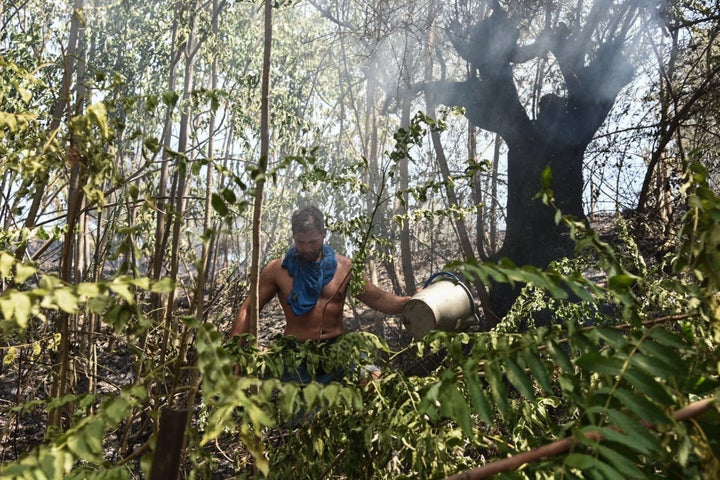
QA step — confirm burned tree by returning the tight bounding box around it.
[431,0,640,318]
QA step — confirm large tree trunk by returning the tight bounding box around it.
[490,132,585,316]
[430,2,635,320]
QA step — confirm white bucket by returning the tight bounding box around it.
[402,272,477,340]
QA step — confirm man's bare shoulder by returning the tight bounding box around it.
[335,253,353,271]
[335,252,351,263]
[261,258,286,280]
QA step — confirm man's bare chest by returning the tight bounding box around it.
[275,267,348,304]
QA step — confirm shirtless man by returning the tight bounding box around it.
[230,205,411,382]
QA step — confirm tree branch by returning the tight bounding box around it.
[444,397,717,480]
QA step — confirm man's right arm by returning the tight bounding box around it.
[229,260,281,339]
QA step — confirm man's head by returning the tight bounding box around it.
[291,206,326,261]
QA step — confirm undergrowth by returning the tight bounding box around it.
[0,163,718,479]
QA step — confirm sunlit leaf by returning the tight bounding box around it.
[0,295,15,324]
[10,291,31,328]
[151,277,175,293]
[76,282,100,297]
[0,252,15,279]
[108,282,134,303]
[15,263,36,283]
[55,288,79,313]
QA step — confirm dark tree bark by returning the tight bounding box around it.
[429,1,635,318]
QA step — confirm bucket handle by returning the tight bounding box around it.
[423,271,479,323]
[423,271,461,288]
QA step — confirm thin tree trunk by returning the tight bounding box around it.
[159,0,201,375]
[148,0,183,342]
[247,0,274,340]
[48,0,86,430]
[194,0,221,323]
[489,133,501,254]
[14,0,82,262]
[398,94,416,294]
[423,18,491,324]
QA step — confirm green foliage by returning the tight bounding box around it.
[2,16,719,474]
[203,162,716,478]
[0,249,177,479]
[5,153,718,479]
[0,252,174,334]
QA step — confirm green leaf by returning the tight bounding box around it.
[66,420,103,463]
[211,192,229,216]
[221,187,237,204]
[420,382,441,421]
[465,373,493,424]
[10,291,31,328]
[523,349,553,394]
[564,278,595,302]
[592,459,626,480]
[608,273,639,289]
[634,341,686,377]
[103,395,132,424]
[583,426,651,456]
[55,288,79,313]
[438,381,473,437]
[614,387,671,425]
[647,327,687,349]
[303,382,320,409]
[504,358,535,399]
[565,453,598,470]
[540,164,553,189]
[595,408,662,455]
[547,340,573,373]
[162,90,179,106]
[321,383,340,407]
[622,366,674,406]
[595,327,629,349]
[576,352,624,377]
[486,364,509,418]
[278,383,300,419]
[597,444,645,479]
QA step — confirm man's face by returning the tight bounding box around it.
[293,229,325,262]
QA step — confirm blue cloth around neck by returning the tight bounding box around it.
[281,244,338,316]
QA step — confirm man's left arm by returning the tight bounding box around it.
[357,280,412,314]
